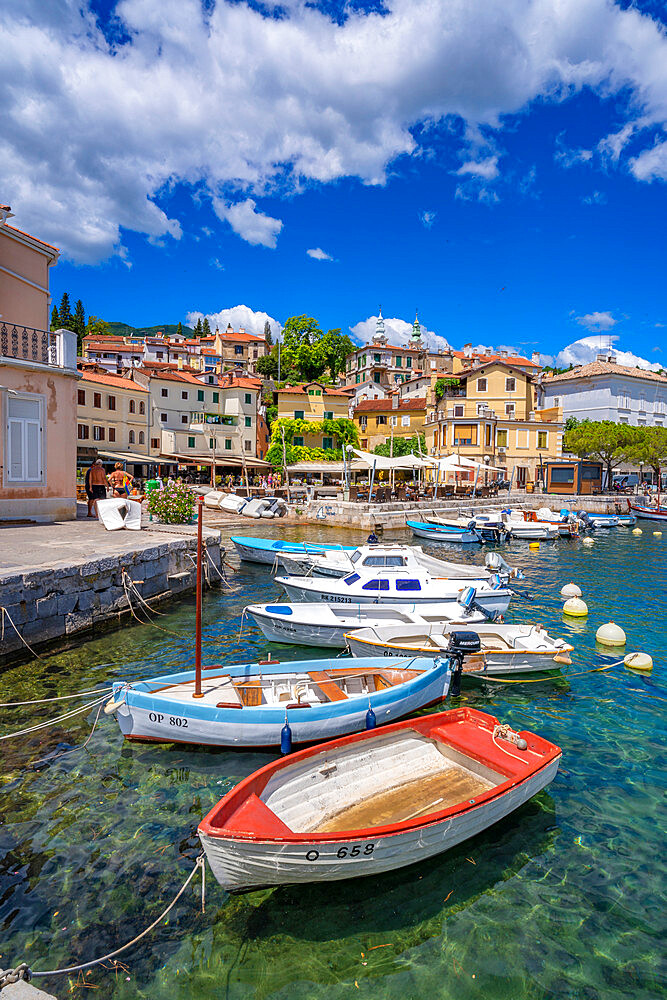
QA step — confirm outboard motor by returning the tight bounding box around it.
[456,586,499,622]
[447,630,482,697]
[484,550,524,582]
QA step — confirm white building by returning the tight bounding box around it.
[539,355,667,427]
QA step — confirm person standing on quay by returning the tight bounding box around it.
[86,459,110,517]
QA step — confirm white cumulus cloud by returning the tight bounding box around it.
[1,0,667,262]
[186,304,282,339]
[555,335,662,371]
[306,247,334,261]
[350,314,451,354]
[575,311,618,332]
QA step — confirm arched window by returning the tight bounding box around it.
[129,430,135,444]
[139,431,145,444]
[129,399,136,413]
[139,400,145,415]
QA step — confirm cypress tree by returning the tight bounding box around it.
[194,318,203,336]
[50,305,60,330]
[59,292,72,329]
[202,317,211,337]
[176,321,183,336]
[73,299,86,353]
[264,320,273,346]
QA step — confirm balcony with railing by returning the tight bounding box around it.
[0,322,77,371]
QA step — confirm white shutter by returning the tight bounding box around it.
[8,419,24,479]
[25,420,41,480]
[6,395,44,483]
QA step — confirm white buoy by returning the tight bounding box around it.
[560,583,582,599]
[582,537,595,547]
[653,531,662,537]
[623,651,653,673]
[632,527,642,535]
[596,622,626,647]
[563,597,588,617]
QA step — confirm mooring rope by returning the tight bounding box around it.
[0,696,107,741]
[0,687,112,708]
[0,606,45,660]
[120,572,190,640]
[0,856,205,989]
[478,657,628,684]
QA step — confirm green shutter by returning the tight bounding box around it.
[197,390,204,402]
[188,436,195,448]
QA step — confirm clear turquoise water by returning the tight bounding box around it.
[1,525,665,998]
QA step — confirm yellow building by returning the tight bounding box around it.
[424,361,563,487]
[354,396,427,452]
[275,382,353,449]
[77,370,150,474]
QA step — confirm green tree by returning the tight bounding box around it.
[202,317,211,337]
[625,426,667,481]
[194,318,203,336]
[72,299,86,352]
[374,433,426,458]
[264,320,273,346]
[50,305,60,331]
[86,315,111,337]
[176,321,183,336]
[58,292,73,330]
[265,416,359,468]
[564,420,639,486]
[564,416,579,431]
[320,329,354,380]
[256,349,280,379]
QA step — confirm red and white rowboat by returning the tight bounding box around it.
[628,499,667,522]
[199,707,561,892]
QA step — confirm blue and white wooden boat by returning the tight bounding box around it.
[108,656,449,748]
[577,510,636,526]
[407,520,482,544]
[232,535,357,565]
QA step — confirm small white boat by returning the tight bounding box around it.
[276,567,512,617]
[198,707,562,892]
[346,622,573,675]
[219,494,248,514]
[407,520,482,544]
[110,655,448,748]
[246,600,486,648]
[502,512,559,540]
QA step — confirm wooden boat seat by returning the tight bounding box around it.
[373,673,393,691]
[308,670,348,702]
[233,681,263,707]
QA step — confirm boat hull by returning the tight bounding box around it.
[111,657,449,748]
[408,521,481,544]
[627,502,667,522]
[346,634,566,674]
[200,756,560,891]
[278,579,512,616]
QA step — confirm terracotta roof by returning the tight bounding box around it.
[139,361,201,374]
[83,340,135,351]
[216,331,266,343]
[544,360,667,384]
[221,377,261,390]
[456,361,533,380]
[453,350,538,368]
[78,370,149,392]
[134,368,203,385]
[354,396,426,413]
[3,223,60,255]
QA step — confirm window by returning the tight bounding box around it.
[93,392,101,408]
[294,410,305,419]
[197,390,204,402]
[293,436,304,446]
[181,415,188,423]
[244,440,252,451]
[224,439,232,450]
[360,416,367,428]
[245,416,252,427]
[181,390,188,400]
[505,403,515,417]
[497,430,508,447]
[139,432,144,444]
[151,438,159,449]
[362,579,390,591]
[213,392,219,403]
[322,436,333,449]
[129,399,135,413]
[245,393,252,405]
[77,424,89,440]
[160,412,167,422]
[505,377,516,392]
[355,374,360,384]
[234,345,244,355]
[537,431,548,449]
[161,387,168,398]
[619,393,630,409]
[391,415,398,427]
[395,579,421,591]
[209,438,215,449]
[401,415,410,427]
[477,378,487,392]
[374,353,381,363]
[93,425,105,441]
[208,376,215,384]
[581,465,601,480]
[454,424,476,446]
[485,424,492,446]
[396,356,402,368]
[377,415,387,426]
[108,395,116,410]
[139,401,145,415]
[344,573,361,586]
[406,357,412,369]
[551,467,575,484]
[156,351,163,360]
[553,396,561,407]
[188,436,195,448]
[373,373,382,383]
[78,389,86,405]
[324,411,333,420]
[7,395,43,483]
[453,405,464,417]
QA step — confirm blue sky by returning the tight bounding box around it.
[2,0,666,368]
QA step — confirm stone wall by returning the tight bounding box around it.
[0,533,222,662]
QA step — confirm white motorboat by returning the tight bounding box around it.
[276,544,518,582]
[276,566,513,616]
[501,512,560,540]
[245,600,487,648]
[345,622,573,674]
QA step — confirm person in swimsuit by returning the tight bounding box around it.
[108,462,133,498]
[87,460,109,517]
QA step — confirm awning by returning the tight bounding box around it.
[161,452,273,468]
[348,448,433,471]
[97,449,154,464]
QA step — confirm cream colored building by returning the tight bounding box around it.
[424,361,563,487]
[0,205,78,521]
[275,382,354,449]
[77,370,150,473]
[354,396,427,452]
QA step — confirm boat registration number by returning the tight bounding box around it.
[320,595,352,603]
[148,712,188,729]
[305,843,375,861]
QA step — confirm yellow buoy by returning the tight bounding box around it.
[624,651,653,673]
[563,597,588,617]
[653,531,662,537]
[632,527,642,535]
[582,537,595,547]
[596,622,626,647]
[560,583,582,599]
[529,541,540,550]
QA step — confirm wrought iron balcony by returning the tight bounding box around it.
[0,322,74,369]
